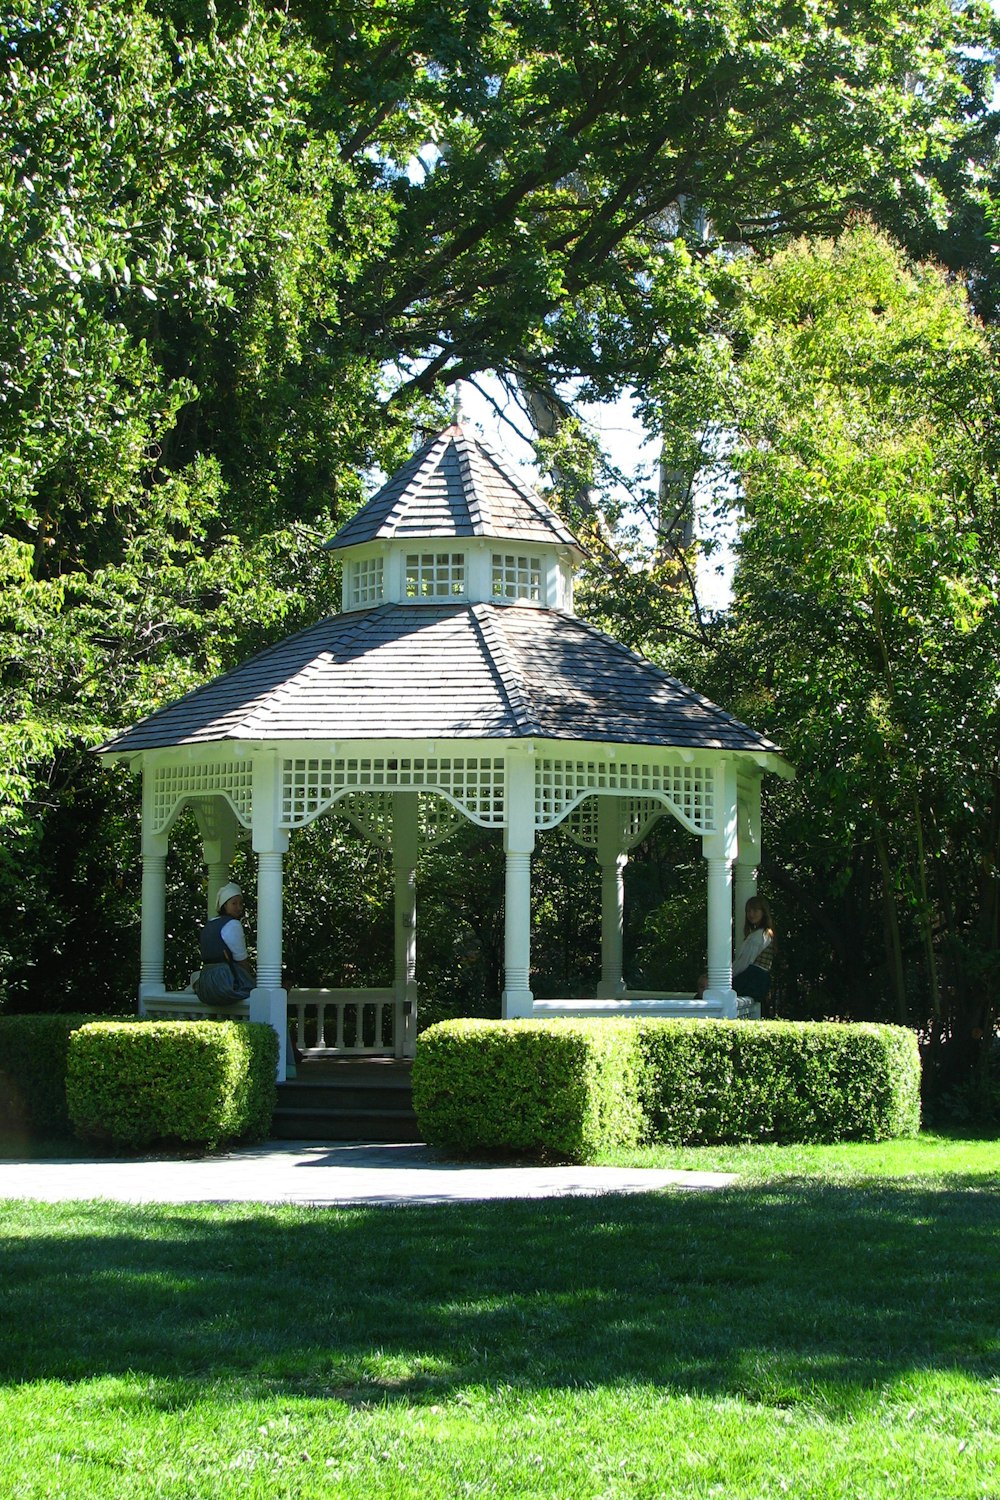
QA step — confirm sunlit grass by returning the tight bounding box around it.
[0,1133,997,1497]
[593,1128,1000,1182]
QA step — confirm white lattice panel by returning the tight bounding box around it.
[324,791,465,850]
[189,795,243,842]
[282,756,505,828]
[536,757,716,834]
[563,798,600,848]
[329,791,395,847]
[151,760,253,833]
[416,794,467,848]
[564,796,667,850]
[621,796,667,846]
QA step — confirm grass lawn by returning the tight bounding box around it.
[0,1132,997,1498]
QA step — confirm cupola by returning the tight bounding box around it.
[327,424,585,613]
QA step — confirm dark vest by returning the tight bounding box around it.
[199,916,233,964]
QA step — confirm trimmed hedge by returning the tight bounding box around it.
[66,1020,279,1151]
[412,1017,921,1160]
[636,1019,921,1145]
[412,1018,646,1159]
[0,1013,108,1140]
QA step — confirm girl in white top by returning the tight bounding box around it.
[732,895,774,1003]
[696,895,775,1001]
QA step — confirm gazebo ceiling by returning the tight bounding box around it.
[98,600,783,757]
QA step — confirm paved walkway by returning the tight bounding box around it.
[0,1141,735,1207]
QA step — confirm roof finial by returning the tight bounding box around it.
[452,381,464,428]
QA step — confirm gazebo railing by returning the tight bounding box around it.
[288,987,416,1060]
[532,993,761,1021]
[140,991,250,1022]
[139,985,416,1058]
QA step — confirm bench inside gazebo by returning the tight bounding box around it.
[97,424,792,1080]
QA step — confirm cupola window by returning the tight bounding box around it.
[347,556,384,608]
[405,551,466,598]
[492,552,542,602]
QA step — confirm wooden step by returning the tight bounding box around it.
[272,1058,421,1142]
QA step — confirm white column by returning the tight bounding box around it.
[139,841,168,1010]
[138,764,167,1012]
[702,759,739,1018]
[596,797,628,997]
[194,797,240,919]
[250,752,289,1080]
[393,792,419,1057]
[255,851,284,990]
[733,775,762,933]
[502,751,536,1018]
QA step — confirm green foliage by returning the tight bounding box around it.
[1,0,998,1113]
[350,0,998,401]
[0,0,429,1010]
[623,818,707,992]
[0,1012,107,1139]
[704,224,1000,1073]
[636,1019,921,1145]
[414,1017,920,1159]
[412,1018,646,1160]
[65,1020,278,1150]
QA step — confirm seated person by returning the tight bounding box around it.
[696,895,775,1002]
[193,882,253,1007]
[731,895,774,1003]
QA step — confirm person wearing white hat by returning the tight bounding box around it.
[193,883,254,1007]
[193,883,300,1074]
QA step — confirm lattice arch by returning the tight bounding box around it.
[282,755,506,830]
[150,759,254,834]
[563,795,668,851]
[415,794,469,849]
[535,756,717,836]
[325,790,468,851]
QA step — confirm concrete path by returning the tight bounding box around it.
[0,1141,735,1207]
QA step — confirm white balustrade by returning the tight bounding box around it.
[288,988,415,1059]
[136,984,416,1058]
[139,991,250,1022]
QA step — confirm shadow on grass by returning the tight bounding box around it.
[1,1180,997,1413]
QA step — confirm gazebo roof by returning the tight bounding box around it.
[98,602,783,757]
[326,424,582,553]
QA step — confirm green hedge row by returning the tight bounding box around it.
[0,1013,106,1140]
[65,1021,279,1151]
[635,1018,921,1145]
[412,1018,921,1160]
[412,1017,646,1160]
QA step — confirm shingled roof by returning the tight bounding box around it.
[327,424,582,552]
[98,603,782,756]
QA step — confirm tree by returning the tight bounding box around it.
[334,0,996,387]
[1,0,997,1017]
[0,0,428,1003]
[325,0,998,637]
[713,224,1000,1107]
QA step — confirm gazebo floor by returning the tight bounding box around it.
[273,1056,420,1142]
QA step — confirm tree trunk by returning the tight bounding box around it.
[514,373,601,516]
[873,822,908,1024]
[911,791,941,1021]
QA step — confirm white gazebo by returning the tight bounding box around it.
[97,424,792,1078]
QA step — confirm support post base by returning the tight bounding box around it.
[250,986,289,1081]
[501,988,534,1019]
[702,987,739,1020]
